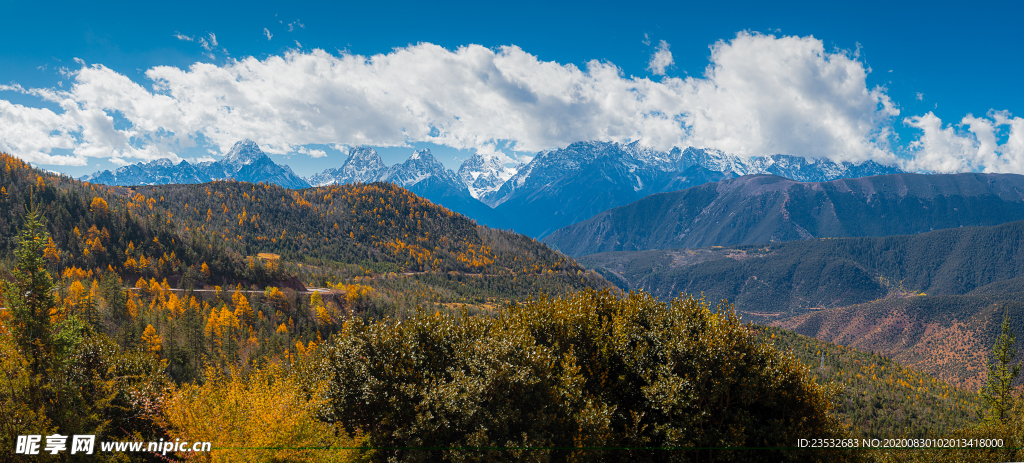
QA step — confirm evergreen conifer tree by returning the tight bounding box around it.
[981,310,1021,424]
[2,207,58,377]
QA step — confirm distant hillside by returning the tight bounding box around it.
[759,326,983,438]
[578,220,1024,319]
[545,173,1024,256]
[771,290,1024,391]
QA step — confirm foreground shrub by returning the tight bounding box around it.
[160,365,366,462]
[306,289,853,462]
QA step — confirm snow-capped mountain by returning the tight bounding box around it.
[455,152,520,200]
[383,149,464,192]
[669,147,902,182]
[82,137,905,239]
[306,147,388,186]
[304,147,508,226]
[305,147,465,194]
[484,141,904,237]
[81,139,310,189]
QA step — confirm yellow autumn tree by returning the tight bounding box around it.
[43,236,60,263]
[159,365,365,462]
[142,324,162,355]
[90,197,108,216]
[232,287,253,325]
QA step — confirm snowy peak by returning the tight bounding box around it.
[385,149,460,188]
[222,139,267,172]
[456,152,520,200]
[347,147,387,172]
[306,147,388,186]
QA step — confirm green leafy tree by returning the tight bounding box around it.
[981,310,1021,424]
[307,289,853,463]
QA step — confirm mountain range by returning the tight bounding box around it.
[81,139,905,238]
[82,139,310,189]
[473,141,903,237]
[578,218,1024,317]
[543,172,1024,256]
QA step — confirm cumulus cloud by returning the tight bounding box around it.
[1,31,1016,173]
[647,40,673,76]
[297,146,327,158]
[904,111,1024,173]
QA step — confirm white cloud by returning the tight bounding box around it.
[297,146,327,158]
[0,31,1016,173]
[904,111,1024,173]
[264,28,273,41]
[674,32,898,163]
[174,32,194,42]
[647,40,673,76]
[916,92,924,100]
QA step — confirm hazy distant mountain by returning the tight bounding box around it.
[85,139,907,237]
[81,139,310,189]
[543,172,1024,256]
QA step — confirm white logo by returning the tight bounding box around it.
[15,435,42,455]
[71,435,96,454]
[44,434,68,455]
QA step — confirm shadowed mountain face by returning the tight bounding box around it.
[579,219,1024,320]
[544,172,1024,257]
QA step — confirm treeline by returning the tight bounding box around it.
[3,210,854,462]
[4,203,1023,462]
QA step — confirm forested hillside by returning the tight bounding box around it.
[0,152,272,286]
[579,220,1024,319]
[759,326,984,438]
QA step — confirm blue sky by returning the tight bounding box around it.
[2,0,1023,177]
